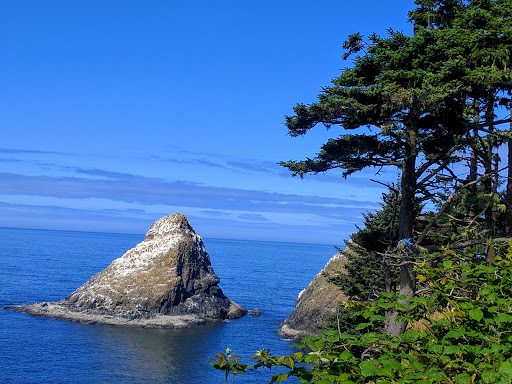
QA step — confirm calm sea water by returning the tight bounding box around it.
[0,227,335,384]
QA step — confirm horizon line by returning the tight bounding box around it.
[0,225,339,247]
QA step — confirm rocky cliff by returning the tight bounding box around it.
[11,213,247,327]
[277,251,348,340]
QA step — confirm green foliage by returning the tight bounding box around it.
[325,303,369,338]
[211,244,512,383]
[328,190,400,299]
[209,348,248,383]
[351,191,400,253]
[328,248,385,302]
[322,192,400,334]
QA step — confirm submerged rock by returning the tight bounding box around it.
[277,250,348,340]
[10,213,247,327]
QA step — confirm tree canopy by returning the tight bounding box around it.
[282,0,512,335]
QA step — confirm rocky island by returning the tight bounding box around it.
[8,213,247,327]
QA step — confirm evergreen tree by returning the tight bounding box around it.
[281,2,474,334]
[282,0,512,334]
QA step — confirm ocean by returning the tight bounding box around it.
[0,227,336,384]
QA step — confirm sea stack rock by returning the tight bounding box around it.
[277,250,348,340]
[12,213,247,327]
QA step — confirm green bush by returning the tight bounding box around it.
[211,244,512,383]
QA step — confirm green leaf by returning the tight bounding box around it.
[339,350,353,361]
[380,366,395,378]
[361,332,380,344]
[336,373,356,383]
[381,359,403,371]
[496,313,512,324]
[360,361,379,377]
[479,288,492,296]
[304,354,318,363]
[289,352,304,361]
[469,308,484,322]
[443,260,453,268]
[403,330,420,343]
[488,293,499,302]
[369,314,387,322]
[462,361,476,373]
[453,372,471,384]
[459,301,474,310]
[270,373,290,383]
[424,368,444,381]
[498,361,512,378]
[428,344,443,354]
[444,329,465,339]
[444,345,461,355]
[355,322,372,330]
[482,369,500,384]
[308,340,325,351]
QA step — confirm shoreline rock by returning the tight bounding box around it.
[7,213,247,327]
[277,251,348,340]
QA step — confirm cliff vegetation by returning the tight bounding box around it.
[211,0,512,382]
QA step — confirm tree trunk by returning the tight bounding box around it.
[385,124,417,336]
[484,99,496,261]
[506,109,512,237]
[468,132,478,220]
[469,101,479,220]
[384,263,392,293]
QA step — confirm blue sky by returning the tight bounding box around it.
[1,1,414,244]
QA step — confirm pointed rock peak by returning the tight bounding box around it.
[145,212,193,239]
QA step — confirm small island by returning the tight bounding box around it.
[8,213,247,327]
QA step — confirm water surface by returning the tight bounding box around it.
[0,228,335,383]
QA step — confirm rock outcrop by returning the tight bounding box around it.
[277,251,348,340]
[10,213,247,327]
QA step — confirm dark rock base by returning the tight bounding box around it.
[6,300,247,328]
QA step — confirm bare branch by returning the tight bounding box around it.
[444,213,471,224]
[416,143,464,183]
[479,118,512,129]
[415,168,504,246]
[425,237,512,251]
[443,167,466,184]
[370,178,398,192]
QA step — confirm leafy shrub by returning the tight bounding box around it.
[211,244,512,383]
